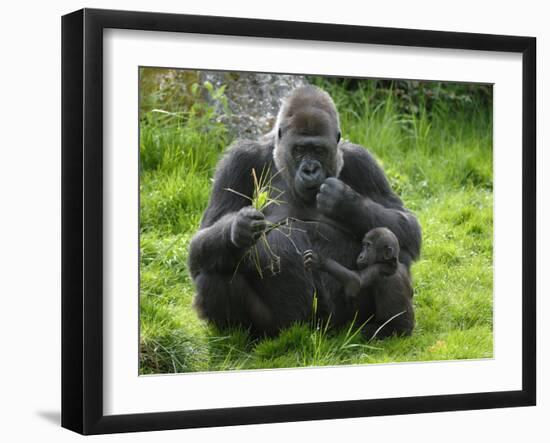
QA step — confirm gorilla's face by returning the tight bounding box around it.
[277,108,341,204]
[357,228,400,269]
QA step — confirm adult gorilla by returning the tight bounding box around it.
[189,85,421,336]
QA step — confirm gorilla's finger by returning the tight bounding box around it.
[324,177,343,188]
[324,179,346,195]
[241,206,264,219]
[320,184,340,197]
[251,220,267,231]
[318,188,335,199]
[320,186,336,197]
[252,228,266,237]
[248,212,265,220]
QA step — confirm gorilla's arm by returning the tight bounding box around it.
[188,141,271,276]
[319,259,362,299]
[321,143,422,267]
[303,250,361,299]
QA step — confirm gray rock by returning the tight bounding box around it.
[200,71,309,139]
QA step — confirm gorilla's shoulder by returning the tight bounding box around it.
[210,136,276,194]
[340,141,378,164]
[339,141,401,203]
[217,136,274,171]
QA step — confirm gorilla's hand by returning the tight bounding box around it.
[303,249,323,270]
[230,206,267,248]
[316,177,361,221]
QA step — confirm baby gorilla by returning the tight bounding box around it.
[303,227,414,339]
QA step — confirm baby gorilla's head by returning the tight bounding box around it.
[356,227,400,269]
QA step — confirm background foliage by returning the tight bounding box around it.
[139,69,493,374]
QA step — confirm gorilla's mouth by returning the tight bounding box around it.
[295,175,323,194]
[296,181,321,202]
[304,183,321,191]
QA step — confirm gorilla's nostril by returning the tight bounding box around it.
[303,163,320,176]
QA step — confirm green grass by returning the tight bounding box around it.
[139,76,493,374]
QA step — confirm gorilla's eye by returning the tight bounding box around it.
[293,146,305,157]
[278,128,282,139]
[313,146,326,157]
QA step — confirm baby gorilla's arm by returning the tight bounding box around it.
[323,258,362,299]
[303,250,361,299]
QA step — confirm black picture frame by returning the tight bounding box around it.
[61,8,536,435]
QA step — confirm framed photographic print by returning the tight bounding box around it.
[61,8,536,435]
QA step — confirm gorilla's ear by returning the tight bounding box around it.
[278,127,282,139]
[336,131,341,143]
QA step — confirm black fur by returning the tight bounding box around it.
[188,86,421,337]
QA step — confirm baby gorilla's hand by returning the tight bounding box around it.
[302,249,322,270]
